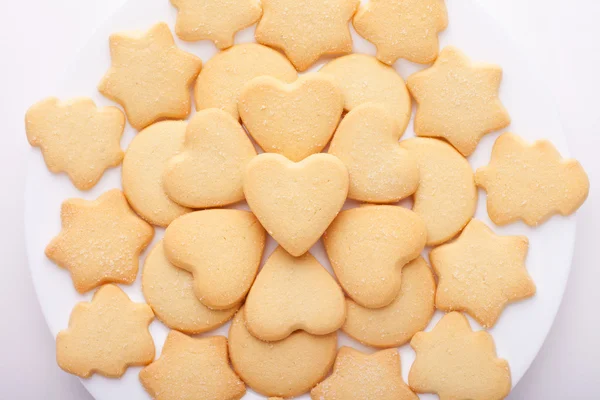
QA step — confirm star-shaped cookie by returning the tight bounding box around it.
[409,312,511,400]
[353,0,448,64]
[46,189,154,293]
[407,46,511,156]
[311,347,417,400]
[25,97,124,190]
[476,132,589,226]
[255,0,359,71]
[171,0,262,48]
[430,219,536,328]
[140,331,246,400]
[56,284,155,378]
[98,22,202,130]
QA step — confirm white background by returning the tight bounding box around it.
[0,0,598,399]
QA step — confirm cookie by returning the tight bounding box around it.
[163,209,265,310]
[229,308,337,398]
[476,132,589,226]
[46,189,154,293]
[409,312,511,400]
[243,153,349,257]
[255,0,359,71]
[342,257,435,348]
[244,246,346,341]
[122,121,191,227]
[98,23,202,130]
[311,347,417,400]
[140,331,246,400]
[320,54,411,131]
[56,284,154,378]
[353,0,448,65]
[25,97,124,190]
[430,219,536,328]
[195,43,297,120]
[399,138,477,246]
[171,0,262,49]
[324,205,427,309]
[142,240,239,334]
[328,103,419,203]
[239,74,344,161]
[162,108,257,209]
[407,46,511,156]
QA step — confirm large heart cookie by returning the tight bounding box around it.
[244,153,349,256]
[239,74,343,162]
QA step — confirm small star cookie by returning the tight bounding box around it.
[430,219,536,327]
[46,189,154,293]
[476,132,589,226]
[255,0,360,71]
[98,23,202,130]
[407,46,511,156]
[25,97,124,190]
[354,0,448,64]
[140,330,246,400]
[171,0,262,48]
[56,284,155,378]
[311,347,417,400]
[409,312,511,400]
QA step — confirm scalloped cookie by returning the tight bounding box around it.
[324,205,427,309]
[239,74,344,161]
[162,109,257,209]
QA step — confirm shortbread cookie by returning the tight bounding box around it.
[56,284,154,378]
[255,0,359,71]
[98,23,202,130]
[244,153,349,257]
[46,189,154,293]
[353,0,448,65]
[409,312,511,400]
[245,246,346,341]
[163,109,257,209]
[324,205,427,309]
[407,46,510,156]
[122,121,191,227]
[329,103,419,203]
[25,97,124,190]
[195,43,297,119]
[476,132,589,226]
[311,347,417,400]
[342,257,435,348]
[171,0,262,48]
[239,74,344,161]
[229,308,337,398]
[399,138,477,246]
[140,331,246,400]
[163,210,265,310]
[142,241,239,334]
[431,219,536,328]
[320,54,411,132]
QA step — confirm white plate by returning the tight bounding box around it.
[25,0,576,399]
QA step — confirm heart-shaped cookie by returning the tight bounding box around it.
[329,103,419,203]
[163,108,257,209]
[244,246,346,341]
[244,153,349,256]
[239,74,344,162]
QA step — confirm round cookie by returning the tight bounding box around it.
[342,257,436,348]
[194,43,297,120]
[142,240,239,334]
[320,54,411,132]
[122,121,191,227]
[228,308,337,398]
[400,137,477,246]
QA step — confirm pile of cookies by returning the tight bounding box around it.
[25,0,590,399]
